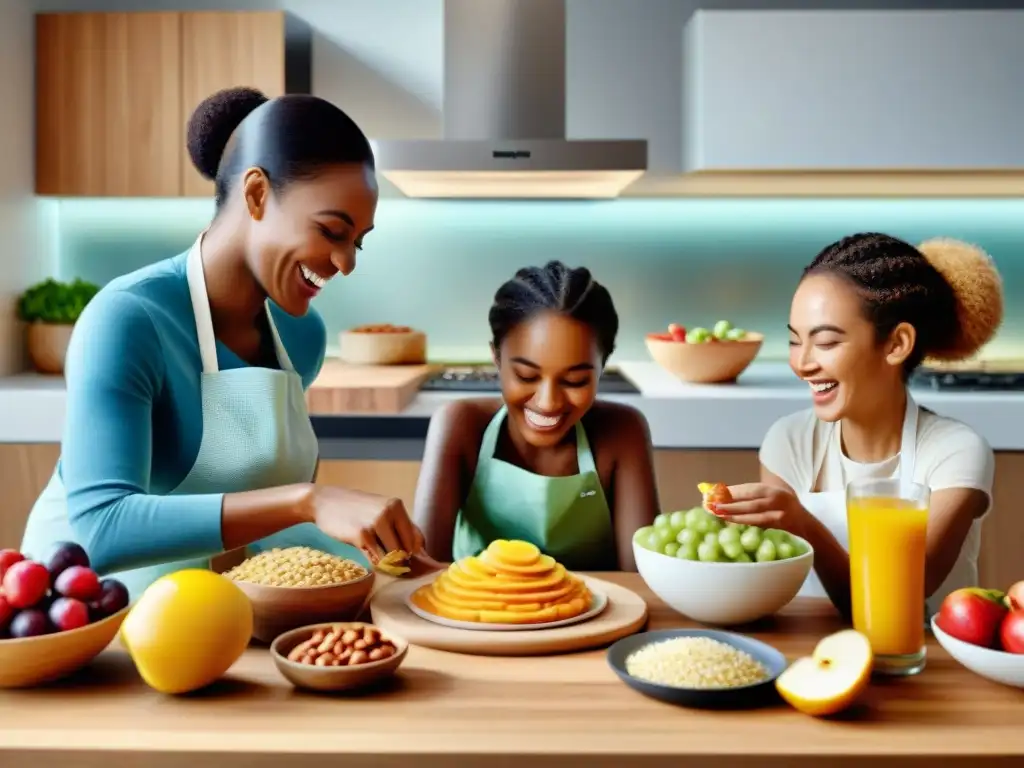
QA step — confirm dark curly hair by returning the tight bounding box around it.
[802,232,1003,374]
[185,87,374,212]
[488,261,619,363]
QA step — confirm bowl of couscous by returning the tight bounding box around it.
[607,629,788,709]
[216,546,375,644]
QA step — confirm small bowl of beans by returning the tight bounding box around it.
[218,547,375,644]
[270,621,408,692]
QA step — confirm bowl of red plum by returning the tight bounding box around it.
[0,541,130,688]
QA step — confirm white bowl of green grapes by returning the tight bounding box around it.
[633,506,814,626]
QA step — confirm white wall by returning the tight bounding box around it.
[0,0,43,376]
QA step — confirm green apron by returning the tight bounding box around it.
[452,405,617,571]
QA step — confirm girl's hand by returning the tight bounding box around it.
[708,483,810,534]
[305,486,426,564]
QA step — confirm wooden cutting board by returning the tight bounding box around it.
[306,359,440,414]
[369,574,649,656]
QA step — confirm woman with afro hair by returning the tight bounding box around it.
[22,87,432,598]
[712,233,1004,621]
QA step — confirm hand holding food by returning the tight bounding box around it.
[0,543,129,639]
[304,486,426,564]
[410,539,592,625]
[708,482,810,533]
[698,482,733,513]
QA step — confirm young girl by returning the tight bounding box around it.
[712,234,1003,618]
[413,261,659,571]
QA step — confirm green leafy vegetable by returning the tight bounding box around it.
[17,278,100,324]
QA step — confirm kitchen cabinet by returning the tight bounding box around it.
[35,11,311,197]
[0,443,60,548]
[682,10,1024,173]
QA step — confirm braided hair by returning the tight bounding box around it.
[186,86,375,212]
[803,232,1003,373]
[489,261,619,363]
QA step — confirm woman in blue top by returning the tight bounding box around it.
[21,87,426,599]
[413,261,660,572]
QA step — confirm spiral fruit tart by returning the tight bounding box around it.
[410,540,593,625]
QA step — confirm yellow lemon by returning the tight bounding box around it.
[120,569,253,694]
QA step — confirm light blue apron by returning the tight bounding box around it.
[451,406,618,572]
[21,235,365,600]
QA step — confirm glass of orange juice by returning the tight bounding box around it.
[847,478,929,676]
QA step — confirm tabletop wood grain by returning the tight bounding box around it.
[0,573,1021,768]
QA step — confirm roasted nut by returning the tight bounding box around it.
[287,624,398,667]
[349,650,369,665]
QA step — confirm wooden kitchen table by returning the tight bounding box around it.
[0,574,1022,768]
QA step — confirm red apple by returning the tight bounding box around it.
[48,597,90,632]
[1000,611,1024,654]
[1,560,50,609]
[1005,580,1024,612]
[0,549,25,580]
[667,323,687,342]
[936,587,1008,648]
[54,565,100,601]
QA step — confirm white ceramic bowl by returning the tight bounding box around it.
[633,537,813,625]
[931,615,1024,688]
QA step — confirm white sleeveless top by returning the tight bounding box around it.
[760,406,994,614]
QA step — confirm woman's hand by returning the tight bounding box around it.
[708,483,811,535]
[303,486,426,564]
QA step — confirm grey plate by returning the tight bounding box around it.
[607,628,789,709]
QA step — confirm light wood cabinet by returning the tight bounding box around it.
[0,444,60,549]
[35,11,312,197]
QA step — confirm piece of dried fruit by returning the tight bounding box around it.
[698,482,733,513]
[376,550,411,577]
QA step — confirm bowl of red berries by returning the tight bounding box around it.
[0,542,130,688]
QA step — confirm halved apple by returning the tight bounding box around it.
[776,629,873,716]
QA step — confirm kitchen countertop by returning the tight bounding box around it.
[3,361,1024,450]
[0,573,1021,768]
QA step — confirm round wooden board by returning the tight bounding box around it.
[369,574,649,656]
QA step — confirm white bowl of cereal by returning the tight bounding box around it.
[607,629,787,709]
[270,621,408,692]
[217,547,375,644]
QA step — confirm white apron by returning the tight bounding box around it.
[22,236,363,600]
[796,390,919,602]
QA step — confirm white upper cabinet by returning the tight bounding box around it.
[682,10,1024,172]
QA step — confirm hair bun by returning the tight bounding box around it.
[186,87,269,180]
[917,237,1004,360]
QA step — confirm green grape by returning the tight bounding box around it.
[712,320,733,339]
[676,543,699,561]
[740,527,762,553]
[687,327,711,343]
[634,525,654,545]
[668,510,687,531]
[693,512,716,534]
[703,532,719,546]
[654,513,671,529]
[725,521,746,532]
[777,541,796,560]
[725,327,747,341]
[663,541,680,557]
[734,551,753,563]
[684,508,704,528]
[676,528,701,547]
[721,540,744,560]
[755,538,777,563]
[648,528,674,551]
[717,526,741,545]
[764,528,789,545]
[697,539,722,562]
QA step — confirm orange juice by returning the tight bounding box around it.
[847,495,928,657]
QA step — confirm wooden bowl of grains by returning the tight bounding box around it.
[216,546,375,644]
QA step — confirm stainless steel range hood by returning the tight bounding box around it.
[373,0,647,199]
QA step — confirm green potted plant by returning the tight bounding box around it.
[17,278,100,374]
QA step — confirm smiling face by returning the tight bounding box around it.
[242,163,378,316]
[788,273,914,422]
[495,311,603,448]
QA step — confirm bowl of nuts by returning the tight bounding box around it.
[270,621,408,692]
[218,546,375,644]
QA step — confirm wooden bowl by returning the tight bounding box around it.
[0,606,129,688]
[214,569,376,644]
[338,328,427,365]
[645,332,763,384]
[270,621,408,692]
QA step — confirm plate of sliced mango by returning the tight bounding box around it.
[405,539,608,631]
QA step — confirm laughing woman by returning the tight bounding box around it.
[413,261,660,571]
[711,234,1003,618]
